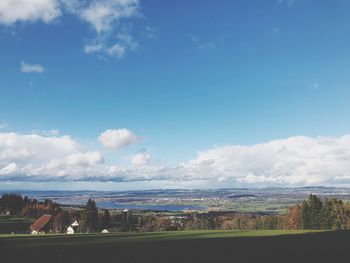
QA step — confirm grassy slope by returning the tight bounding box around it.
[0,230,319,246]
[1,230,348,263]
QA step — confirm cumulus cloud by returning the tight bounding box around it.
[98,129,139,150]
[20,61,45,73]
[183,135,350,186]
[2,132,350,187]
[0,0,61,25]
[46,151,103,170]
[131,152,150,166]
[0,132,80,164]
[0,132,105,181]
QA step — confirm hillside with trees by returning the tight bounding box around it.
[1,193,350,234]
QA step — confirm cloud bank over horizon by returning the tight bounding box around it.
[1,130,350,188]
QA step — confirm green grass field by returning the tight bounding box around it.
[0,229,321,246]
[2,229,347,263]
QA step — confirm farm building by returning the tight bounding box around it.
[29,214,53,234]
[67,226,74,234]
[67,220,79,234]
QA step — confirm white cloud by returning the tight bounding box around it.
[38,151,104,180]
[117,34,138,50]
[20,61,45,73]
[80,0,139,33]
[0,122,6,129]
[0,0,139,28]
[46,129,60,136]
[0,0,141,59]
[46,152,103,169]
[0,0,61,25]
[0,132,79,163]
[0,132,104,181]
[78,0,140,58]
[84,32,138,58]
[2,131,350,187]
[98,129,139,149]
[84,34,137,58]
[183,135,350,185]
[106,43,126,58]
[131,152,150,166]
[0,162,18,175]
[84,43,103,54]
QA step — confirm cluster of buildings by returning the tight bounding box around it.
[29,214,80,235]
[29,214,113,235]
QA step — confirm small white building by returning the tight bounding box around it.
[67,220,79,234]
[67,226,74,234]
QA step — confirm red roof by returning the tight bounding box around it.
[30,214,52,232]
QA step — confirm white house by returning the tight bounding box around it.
[67,226,74,234]
[67,220,79,234]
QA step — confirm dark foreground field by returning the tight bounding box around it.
[0,230,348,263]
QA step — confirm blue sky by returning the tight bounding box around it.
[1,0,350,190]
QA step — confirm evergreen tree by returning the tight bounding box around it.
[331,199,346,230]
[308,194,322,229]
[83,199,98,232]
[321,199,334,229]
[99,209,111,230]
[300,200,311,229]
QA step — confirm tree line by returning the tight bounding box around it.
[201,195,350,231]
